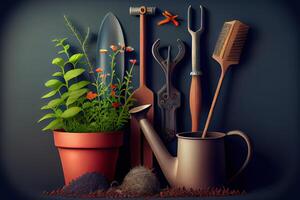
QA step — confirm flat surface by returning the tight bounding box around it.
[0,0,299,199]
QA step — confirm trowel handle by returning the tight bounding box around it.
[226,130,253,181]
[139,14,146,86]
[190,75,202,132]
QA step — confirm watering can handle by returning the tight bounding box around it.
[226,130,253,182]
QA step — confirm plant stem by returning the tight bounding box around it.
[116,93,133,129]
[110,54,115,87]
[64,46,70,58]
[64,15,96,82]
[125,64,134,101]
[115,64,134,129]
[61,65,69,109]
[109,50,120,87]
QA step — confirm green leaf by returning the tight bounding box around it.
[52,57,64,67]
[52,72,63,77]
[69,81,90,91]
[66,88,88,106]
[41,90,57,99]
[45,79,63,88]
[60,38,68,44]
[61,107,81,118]
[69,88,88,97]
[82,102,92,109]
[41,105,49,110]
[61,92,69,100]
[47,98,64,108]
[38,113,56,123]
[42,119,63,131]
[58,50,65,54]
[55,109,63,117]
[64,68,85,81]
[64,44,70,50]
[69,53,83,65]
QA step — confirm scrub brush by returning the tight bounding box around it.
[202,20,249,138]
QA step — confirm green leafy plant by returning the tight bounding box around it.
[38,16,136,132]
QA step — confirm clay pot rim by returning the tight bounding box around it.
[53,130,124,148]
[53,129,123,135]
[176,131,226,140]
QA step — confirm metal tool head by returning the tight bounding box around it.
[152,39,186,69]
[187,5,205,76]
[97,12,125,84]
[152,39,185,142]
[187,5,204,34]
[129,6,156,15]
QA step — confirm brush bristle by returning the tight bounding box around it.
[213,20,249,64]
[213,23,232,57]
[227,25,249,62]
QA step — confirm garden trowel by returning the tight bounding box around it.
[96,12,125,83]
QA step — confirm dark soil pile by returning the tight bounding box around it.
[61,172,109,195]
[42,171,245,198]
[43,187,245,198]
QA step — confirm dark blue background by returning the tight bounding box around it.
[0,0,300,199]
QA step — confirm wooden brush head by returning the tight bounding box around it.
[213,20,249,69]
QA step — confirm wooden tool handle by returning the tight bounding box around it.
[202,70,226,138]
[190,75,202,132]
[140,14,153,168]
[140,14,146,86]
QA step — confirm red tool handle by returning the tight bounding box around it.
[141,14,153,168]
[190,75,202,132]
[140,14,146,87]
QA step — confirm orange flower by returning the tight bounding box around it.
[86,91,97,100]
[112,102,120,108]
[111,90,116,97]
[110,45,118,52]
[110,84,117,89]
[95,68,103,73]
[99,49,108,54]
[125,46,134,52]
[129,59,137,65]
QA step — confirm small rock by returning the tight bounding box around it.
[119,166,160,195]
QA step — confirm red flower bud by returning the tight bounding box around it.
[110,84,117,89]
[112,102,120,108]
[125,46,134,52]
[129,59,137,65]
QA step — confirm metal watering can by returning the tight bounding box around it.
[130,104,253,189]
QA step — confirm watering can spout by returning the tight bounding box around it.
[129,104,178,186]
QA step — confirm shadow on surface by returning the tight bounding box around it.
[226,138,283,192]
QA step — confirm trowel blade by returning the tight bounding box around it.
[96,12,125,84]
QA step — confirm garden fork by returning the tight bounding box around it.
[187,5,205,132]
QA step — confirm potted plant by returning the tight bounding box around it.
[38,16,136,185]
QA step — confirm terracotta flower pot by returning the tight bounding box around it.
[53,130,123,185]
